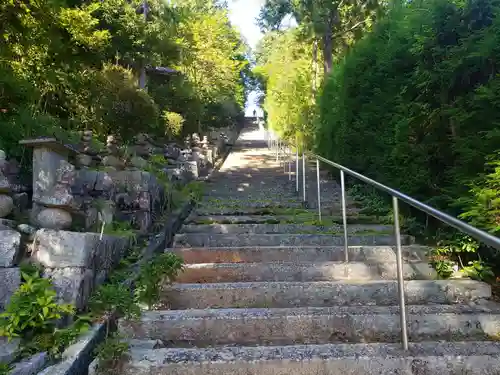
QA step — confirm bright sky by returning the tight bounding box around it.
[228,0,265,117]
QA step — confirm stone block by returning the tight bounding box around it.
[0,218,16,231]
[180,161,198,180]
[17,224,36,241]
[94,171,113,191]
[75,169,98,193]
[0,337,20,364]
[0,229,21,267]
[0,195,14,218]
[44,267,94,310]
[0,267,20,310]
[10,352,48,375]
[33,229,129,272]
[135,211,152,233]
[36,208,72,230]
[12,192,28,214]
[137,192,151,211]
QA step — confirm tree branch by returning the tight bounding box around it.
[333,18,368,38]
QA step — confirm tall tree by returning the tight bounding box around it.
[258,0,383,74]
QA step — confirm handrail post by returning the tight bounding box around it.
[393,197,409,351]
[316,158,321,222]
[295,148,299,193]
[340,170,348,262]
[284,146,287,173]
[302,151,306,204]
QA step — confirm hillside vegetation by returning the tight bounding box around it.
[0,0,250,162]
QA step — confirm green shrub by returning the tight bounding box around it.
[162,111,185,140]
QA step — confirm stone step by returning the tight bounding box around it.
[198,200,306,209]
[173,233,413,248]
[206,174,298,182]
[199,199,359,210]
[119,303,500,346]
[179,223,392,235]
[162,279,490,309]
[185,214,385,225]
[174,261,436,283]
[170,245,430,264]
[121,340,500,375]
[194,205,361,216]
[202,190,299,198]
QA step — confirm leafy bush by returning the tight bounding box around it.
[317,0,500,203]
[135,253,184,309]
[0,264,90,358]
[94,336,131,375]
[162,111,185,140]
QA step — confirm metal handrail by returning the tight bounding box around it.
[312,153,500,249]
[269,130,500,352]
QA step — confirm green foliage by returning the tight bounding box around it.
[0,269,74,340]
[427,234,494,281]
[103,220,137,241]
[88,283,140,322]
[308,0,500,276]
[94,335,130,375]
[317,0,500,208]
[0,0,249,171]
[460,156,500,234]
[254,30,318,144]
[0,363,12,375]
[135,253,184,309]
[0,264,90,359]
[162,111,185,140]
[462,260,495,282]
[182,181,205,202]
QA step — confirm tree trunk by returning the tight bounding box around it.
[322,32,333,75]
[312,39,318,97]
[322,7,338,76]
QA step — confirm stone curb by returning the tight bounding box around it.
[35,127,240,375]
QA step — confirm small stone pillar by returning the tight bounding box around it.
[191,133,201,147]
[36,160,75,230]
[101,135,124,170]
[130,133,150,169]
[183,135,191,149]
[0,150,14,218]
[19,138,78,226]
[76,130,94,169]
[201,136,213,166]
[201,136,209,149]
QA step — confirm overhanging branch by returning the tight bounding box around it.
[333,18,369,38]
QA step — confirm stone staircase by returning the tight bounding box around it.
[120,124,500,375]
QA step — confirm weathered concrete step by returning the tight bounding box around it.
[174,261,436,283]
[199,200,359,211]
[194,205,361,216]
[173,233,413,248]
[202,190,299,199]
[122,341,500,375]
[198,200,306,209]
[170,245,429,264]
[186,214,385,225]
[162,279,490,309]
[179,223,392,234]
[206,175,298,183]
[119,304,500,346]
